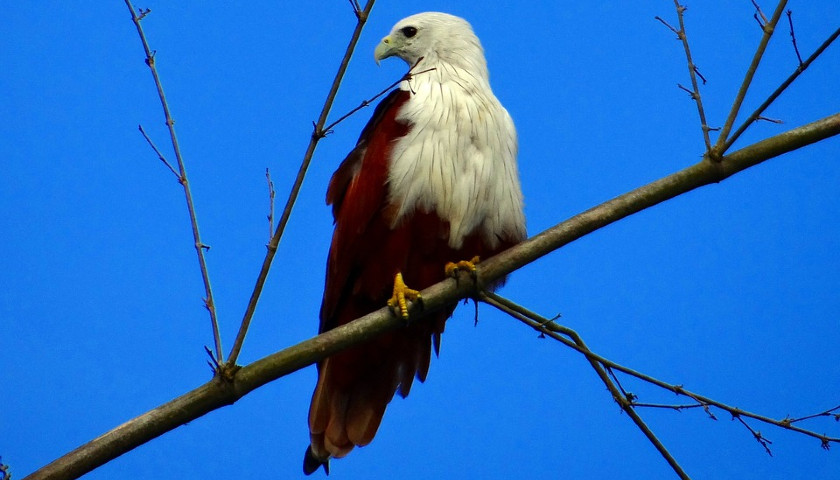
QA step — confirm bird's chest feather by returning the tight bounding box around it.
[386,80,505,248]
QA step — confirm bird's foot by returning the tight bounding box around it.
[445,255,480,280]
[387,272,422,321]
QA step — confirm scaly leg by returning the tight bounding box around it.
[387,272,422,320]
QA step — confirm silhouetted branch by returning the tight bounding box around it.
[786,10,804,65]
[322,59,434,135]
[265,168,275,244]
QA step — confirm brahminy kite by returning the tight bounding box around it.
[304,12,526,474]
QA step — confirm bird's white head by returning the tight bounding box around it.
[374,12,487,75]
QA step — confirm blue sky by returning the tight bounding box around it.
[2,1,839,479]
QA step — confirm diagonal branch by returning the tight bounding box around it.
[24,111,840,480]
[125,0,223,363]
[479,291,840,452]
[225,0,377,368]
[713,0,788,156]
[722,25,840,152]
[479,291,691,479]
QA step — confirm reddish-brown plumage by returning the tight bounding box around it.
[305,89,519,473]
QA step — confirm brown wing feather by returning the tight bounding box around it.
[305,87,521,473]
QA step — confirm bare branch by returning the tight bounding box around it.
[734,414,774,456]
[752,0,769,29]
[124,0,223,364]
[23,111,840,480]
[322,58,433,135]
[714,0,789,156]
[226,0,378,367]
[265,168,275,244]
[137,124,179,179]
[786,10,804,65]
[723,25,840,151]
[479,290,840,451]
[660,1,713,151]
[479,291,690,479]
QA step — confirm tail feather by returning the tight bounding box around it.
[303,445,330,476]
[305,313,449,472]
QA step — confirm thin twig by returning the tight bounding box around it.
[786,10,804,65]
[784,404,840,424]
[734,414,774,456]
[138,124,179,179]
[660,2,713,151]
[225,0,378,367]
[265,168,275,244]
[723,26,840,151]
[752,0,768,28]
[479,290,840,448]
[756,115,783,124]
[479,291,691,479]
[125,0,224,364]
[348,0,362,19]
[322,60,433,135]
[634,402,706,411]
[713,0,788,157]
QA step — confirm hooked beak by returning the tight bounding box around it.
[374,35,396,65]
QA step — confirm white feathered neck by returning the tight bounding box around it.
[385,13,526,249]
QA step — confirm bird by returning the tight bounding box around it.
[304,12,526,475]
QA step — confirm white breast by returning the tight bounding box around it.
[386,64,526,249]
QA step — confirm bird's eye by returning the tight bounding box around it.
[401,26,417,38]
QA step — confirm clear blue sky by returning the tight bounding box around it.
[2,1,839,478]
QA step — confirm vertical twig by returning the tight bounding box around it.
[672,1,713,152]
[125,0,224,364]
[713,0,789,156]
[786,10,804,65]
[225,0,378,367]
[265,168,275,244]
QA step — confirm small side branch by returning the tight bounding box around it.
[479,291,840,453]
[658,2,713,151]
[225,0,378,367]
[786,10,804,65]
[138,124,179,179]
[265,168,275,245]
[125,0,223,364]
[713,0,789,156]
[322,58,434,135]
[723,25,840,151]
[478,291,691,480]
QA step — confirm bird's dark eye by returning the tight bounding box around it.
[401,26,417,38]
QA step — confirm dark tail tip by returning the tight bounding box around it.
[303,445,330,476]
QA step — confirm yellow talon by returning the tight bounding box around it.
[445,255,481,278]
[387,272,421,320]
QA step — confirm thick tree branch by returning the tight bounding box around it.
[24,112,840,480]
